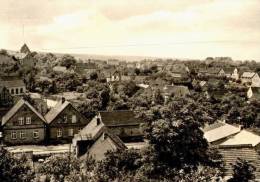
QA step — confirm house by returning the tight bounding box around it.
[0,53,17,75]
[16,53,36,69]
[44,98,90,143]
[1,99,47,145]
[162,85,190,101]
[89,110,144,142]
[202,121,241,145]
[106,70,121,82]
[241,72,260,87]
[231,68,239,80]
[218,130,260,180]
[247,87,260,100]
[72,120,126,160]
[0,76,26,95]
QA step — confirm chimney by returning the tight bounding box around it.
[61,97,66,104]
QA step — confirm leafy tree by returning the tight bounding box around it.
[0,147,34,182]
[38,154,81,182]
[89,72,98,80]
[95,149,142,181]
[60,54,76,69]
[153,89,164,105]
[228,158,256,182]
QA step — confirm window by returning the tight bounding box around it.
[33,130,39,139]
[16,88,19,95]
[63,116,67,123]
[11,131,17,139]
[72,115,77,123]
[11,89,14,94]
[20,88,24,93]
[57,129,62,138]
[18,117,24,125]
[20,131,26,139]
[26,117,31,125]
[97,118,101,125]
[68,128,74,136]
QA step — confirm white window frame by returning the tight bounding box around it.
[68,128,74,136]
[26,117,31,125]
[72,115,77,123]
[20,131,26,139]
[11,131,17,139]
[57,129,62,138]
[33,130,39,139]
[18,117,24,125]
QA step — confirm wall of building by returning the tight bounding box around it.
[3,104,46,145]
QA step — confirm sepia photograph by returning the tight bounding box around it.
[0,0,260,181]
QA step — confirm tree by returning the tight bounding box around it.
[0,147,34,182]
[89,72,98,80]
[95,149,142,181]
[38,154,81,182]
[228,158,256,182]
[60,54,76,69]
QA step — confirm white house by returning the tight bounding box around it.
[241,72,260,87]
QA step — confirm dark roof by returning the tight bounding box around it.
[100,110,143,126]
[223,67,235,74]
[0,76,25,88]
[251,87,260,99]
[218,147,260,179]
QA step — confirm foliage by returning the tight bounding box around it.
[228,158,256,182]
[60,54,77,69]
[0,147,34,182]
[95,149,142,181]
[38,154,81,182]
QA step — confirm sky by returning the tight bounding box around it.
[0,0,260,60]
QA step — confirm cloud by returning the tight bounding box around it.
[0,0,259,60]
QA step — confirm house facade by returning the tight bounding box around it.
[89,110,144,142]
[45,99,89,143]
[1,99,47,145]
[0,76,26,95]
[72,122,126,160]
[241,72,260,87]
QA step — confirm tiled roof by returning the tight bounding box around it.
[77,122,126,150]
[44,100,70,124]
[203,122,240,143]
[218,147,260,179]
[100,110,143,126]
[220,130,260,147]
[0,76,25,88]
[2,99,46,125]
[241,72,256,78]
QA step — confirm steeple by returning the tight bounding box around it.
[20,43,31,54]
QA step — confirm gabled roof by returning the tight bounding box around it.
[0,76,25,88]
[77,121,126,150]
[45,100,71,124]
[2,99,46,125]
[163,85,190,97]
[241,72,256,78]
[220,130,260,147]
[20,43,31,54]
[99,110,143,126]
[203,122,240,143]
